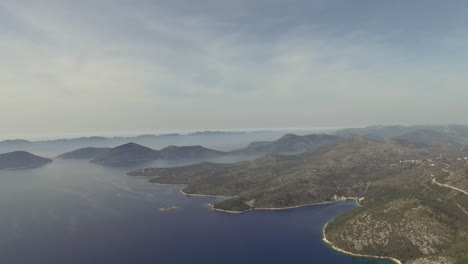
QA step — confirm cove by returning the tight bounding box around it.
[0,159,393,264]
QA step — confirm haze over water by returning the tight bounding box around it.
[0,156,393,264]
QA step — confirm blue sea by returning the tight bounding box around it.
[0,158,392,264]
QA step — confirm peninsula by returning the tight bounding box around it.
[129,135,468,264]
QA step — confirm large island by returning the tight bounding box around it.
[129,136,468,264]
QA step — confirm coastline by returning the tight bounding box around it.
[147,181,233,198]
[208,204,246,214]
[180,189,232,198]
[146,179,364,211]
[148,182,186,187]
[208,197,363,214]
[208,198,404,264]
[322,223,402,264]
[147,181,401,263]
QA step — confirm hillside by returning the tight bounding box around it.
[130,137,422,208]
[158,145,225,159]
[0,130,289,156]
[335,125,468,145]
[128,137,468,263]
[56,147,111,160]
[232,133,341,155]
[393,129,458,147]
[91,143,157,163]
[60,143,226,163]
[0,151,52,169]
[57,132,338,163]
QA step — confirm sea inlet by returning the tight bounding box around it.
[0,157,393,264]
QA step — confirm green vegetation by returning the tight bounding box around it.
[128,137,468,263]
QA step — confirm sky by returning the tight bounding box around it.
[1,0,468,139]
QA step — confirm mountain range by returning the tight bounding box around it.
[4,125,468,168]
[57,133,341,163]
[0,130,294,157]
[335,124,468,144]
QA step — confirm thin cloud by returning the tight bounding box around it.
[0,0,467,137]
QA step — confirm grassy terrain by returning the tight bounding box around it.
[128,137,468,263]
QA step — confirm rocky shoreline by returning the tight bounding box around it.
[208,200,352,214]
[322,223,402,264]
[146,180,407,263]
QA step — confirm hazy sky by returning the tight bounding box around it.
[2,0,468,138]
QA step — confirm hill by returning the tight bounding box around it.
[334,125,419,141]
[158,145,225,159]
[56,147,111,160]
[0,130,289,156]
[393,129,458,147]
[130,137,422,208]
[128,137,468,263]
[60,144,226,163]
[0,151,52,170]
[335,125,468,145]
[56,133,338,162]
[91,143,157,163]
[232,133,341,155]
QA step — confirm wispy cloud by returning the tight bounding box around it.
[1,0,468,137]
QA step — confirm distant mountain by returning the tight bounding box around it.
[334,125,421,141]
[393,129,458,147]
[335,125,468,144]
[232,133,341,155]
[91,143,157,163]
[61,143,226,163]
[0,130,289,156]
[439,124,468,142]
[60,133,340,162]
[188,131,245,136]
[56,147,111,160]
[158,145,225,159]
[133,134,181,140]
[0,151,52,170]
[0,139,31,145]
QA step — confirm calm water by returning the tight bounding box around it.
[0,157,392,264]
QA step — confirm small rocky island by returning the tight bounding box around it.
[0,151,52,170]
[159,206,178,211]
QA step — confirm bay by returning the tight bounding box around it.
[0,158,392,264]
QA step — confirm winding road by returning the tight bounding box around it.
[432,178,468,196]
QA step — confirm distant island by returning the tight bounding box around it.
[231,133,340,155]
[56,147,111,160]
[88,143,226,164]
[128,128,468,264]
[0,130,289,157]
[57,133,341,164]
[90,143,158,163]
[0,151,52,170]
